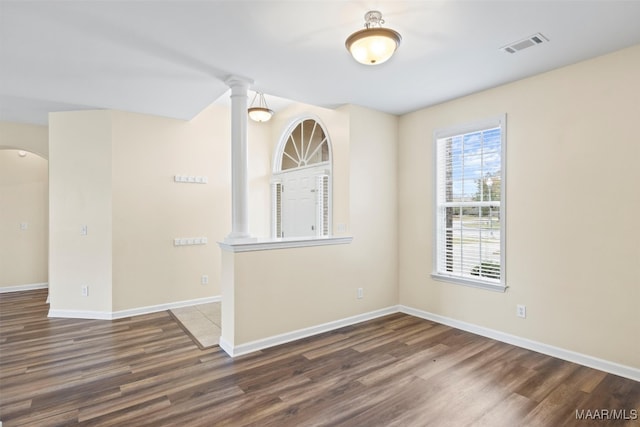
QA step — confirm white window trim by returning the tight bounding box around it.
[219,236,353,253]
[272,114,332,174]
[271,115,333,240]
[431,114,507,292]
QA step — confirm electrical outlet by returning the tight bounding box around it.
[82,285,89,297]
[357,288,363,299]
[517,304,526,318]
[201,275,209,285]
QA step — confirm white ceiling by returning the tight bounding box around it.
[2,0,640,125]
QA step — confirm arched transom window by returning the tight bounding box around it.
[281,119,330,170]
[272,117,332,239]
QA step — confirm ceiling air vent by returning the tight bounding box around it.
[500,33,548,54]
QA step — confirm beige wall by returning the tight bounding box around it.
[0,122,50,289]
[224,105,399,346]
[49,111,113,312]
[230,244,366,344]
[111,107,231,310]
[0,121,49,158]
[247,113,273,237]
[398,44,640,368]
[344,105,399,306]
[45,99,356,315]
[48,106,236,313]
[0,149,48,287]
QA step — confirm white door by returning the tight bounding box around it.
[282,172,317,238]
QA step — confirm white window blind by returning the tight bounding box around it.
[316,174,330,237]
[433,115,506,291]
[272,181,283,238]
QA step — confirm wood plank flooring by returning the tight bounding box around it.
[1,289,639,426]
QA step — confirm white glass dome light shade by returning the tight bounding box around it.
[247,92,274,122]
[346,27,402,65]
[248,106,273,122]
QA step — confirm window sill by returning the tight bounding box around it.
[431,273,507,293]
[218,236,353,253]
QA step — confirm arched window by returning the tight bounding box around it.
[272,117,332,238]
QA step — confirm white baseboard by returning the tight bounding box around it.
[399,305,640,383]
[220,306,399,358]
[0,282,48,293]
[48,295,221,320]
[39,294,640,382]
[218,336,234,357]
[47,309,113,320]
[112,295,221,319]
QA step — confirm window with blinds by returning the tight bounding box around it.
[433,115,506,291]
[272,117,333,239]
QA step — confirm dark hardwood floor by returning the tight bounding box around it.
[1,289,638,426]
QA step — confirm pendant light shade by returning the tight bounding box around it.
[248,92,273,122]
[345,11,401,65]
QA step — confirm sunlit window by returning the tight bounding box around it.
[433,115,506,291]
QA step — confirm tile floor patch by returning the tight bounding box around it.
[171,302,221,349]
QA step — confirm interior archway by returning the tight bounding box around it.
[0,149,49,292]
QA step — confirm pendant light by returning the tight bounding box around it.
[345,10,402,65]
[248,92,274,122]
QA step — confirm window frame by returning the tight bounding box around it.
[273,116,332,173]
[431,114,507,292]
[271,115,333,239]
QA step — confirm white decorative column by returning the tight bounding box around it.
[224,76,255,243]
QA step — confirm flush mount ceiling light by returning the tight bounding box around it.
[345,10,402,65]
[248,92,274,122]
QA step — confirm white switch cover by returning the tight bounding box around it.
[174,175,208,184]
[20,222,28,230]
[174,237,208,246]
[80,225,88,236]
